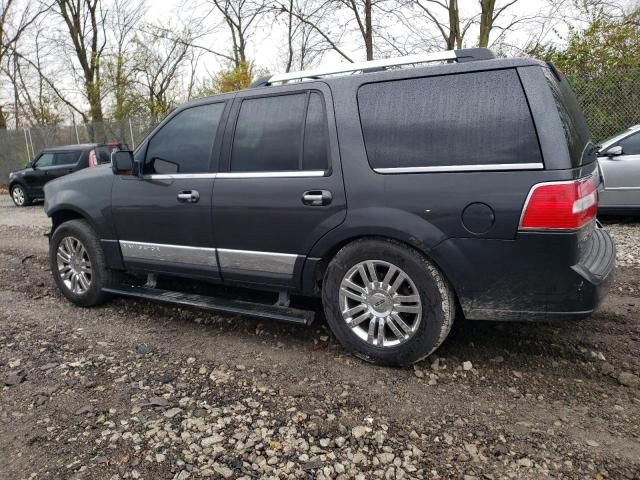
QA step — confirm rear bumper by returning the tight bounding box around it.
[433,227,616,321]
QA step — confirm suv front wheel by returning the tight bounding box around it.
[10,184,31,207]
[322,239,455,366]
[49,219,116,307]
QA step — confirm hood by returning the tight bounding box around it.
[44,162,113,206]
[8,165,33,179]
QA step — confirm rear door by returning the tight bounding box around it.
[599,131,640,208]
[47,150,83,181]
[111,100,229,279]
[213,84,345,288]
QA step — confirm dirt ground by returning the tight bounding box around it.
[0,196,638,480]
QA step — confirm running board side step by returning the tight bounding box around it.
[102,285,315,326]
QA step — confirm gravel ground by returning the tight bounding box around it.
[1,196,639,480]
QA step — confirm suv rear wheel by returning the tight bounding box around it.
[49,219,116,307]
[322,239,455,366]
[10,184,31,207]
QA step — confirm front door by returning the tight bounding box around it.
[599,131,640,208]
[24,152,52,195]
[111,100,229,279]
[213,84,346,289]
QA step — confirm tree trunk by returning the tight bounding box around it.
[0,105,7,129]
[364,0,373,60]
[447,0,461,50]
[479,0,496,47]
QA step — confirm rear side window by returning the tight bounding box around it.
[96,147,112,164]
[543,67,593,166]
[145,102,225,174]
[231,91,329,172]
[53,151,81,166]
[357,69,542,170]
[619,132,640,155]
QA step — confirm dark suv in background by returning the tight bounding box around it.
[8,143,115,206]
[43,48,615,366]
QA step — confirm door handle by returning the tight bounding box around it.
[302,190,332,206]
[177,190,200,203]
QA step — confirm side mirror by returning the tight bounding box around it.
[606,145,623,157]
[111,150,134,175]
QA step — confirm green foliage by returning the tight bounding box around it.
[531,10,640,141]
[194,62,256,98]
[538,10,640,78]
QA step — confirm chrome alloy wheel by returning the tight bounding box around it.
[339,260,422,348]
[12,186,25,206]
[57,236,92,295]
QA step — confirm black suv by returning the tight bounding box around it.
[8,143,114,206]
[44,49,615,366]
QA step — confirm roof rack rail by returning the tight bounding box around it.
[264,48,495,85]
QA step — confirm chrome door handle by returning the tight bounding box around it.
[302,190,332,206]
[177,190,199,203]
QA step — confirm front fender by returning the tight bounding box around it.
[44,166,115,240]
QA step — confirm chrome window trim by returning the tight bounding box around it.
[374,163,544,174]
[217,170,326,178]
[144,173,217,180]
[142,170,326,180]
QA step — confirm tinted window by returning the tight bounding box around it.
[357,70,542,169]
[303,93,329,170]
[232,94,306,172]
[96,147,112,164]
[543,67,593,166]
[53,151,81,166]
[145,102,225,174]
[35,153,55,167]
[619,132,640,155]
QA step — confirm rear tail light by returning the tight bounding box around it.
[88,149,97,167]
[519,176,598,231]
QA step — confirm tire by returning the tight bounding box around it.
[10,184,31,207]
[322,238,455,367]
[49,219,117,307]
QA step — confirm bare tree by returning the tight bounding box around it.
[276,0,332,71]
[208,0,268,67]
[276,0,354,62]
[133,24,194,120]
[10,29,63,126]
[54,0,107,124]
[341,0,375,59]
[106,0,146,120]
[0,0,45,128]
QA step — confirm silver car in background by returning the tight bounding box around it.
[597,124,640,215]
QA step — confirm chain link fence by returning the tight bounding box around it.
[1,69,640,187]
[0,118,159,187]
[570,68,640,142]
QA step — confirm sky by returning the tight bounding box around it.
[143,0,568,78]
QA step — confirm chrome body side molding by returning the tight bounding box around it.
[118,241,300,276]
[217,248,300,275]
[119,241,218,267]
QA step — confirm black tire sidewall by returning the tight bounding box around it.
[49,220,111,307]
[322,239,453,367]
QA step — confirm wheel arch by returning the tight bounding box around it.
[49,206,99,236]
[302,232,457,302]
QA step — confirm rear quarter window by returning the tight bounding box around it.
[357,69,542,171]
[542,67,594,167]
